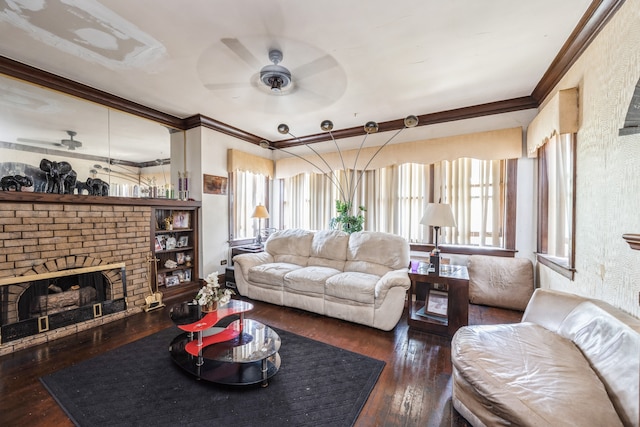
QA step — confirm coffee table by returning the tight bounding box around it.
[168,299,281,386]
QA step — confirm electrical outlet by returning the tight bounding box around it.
[221,259,227,265]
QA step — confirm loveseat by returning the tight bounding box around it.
[451,288,640,427]
[232,229,410,331]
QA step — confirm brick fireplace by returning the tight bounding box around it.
[0,193,154,355]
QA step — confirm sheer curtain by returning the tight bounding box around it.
[543,134,572,258]
[281,159,504,247]
[231,171,268,240]
[283,164,430,241]
[435,158,504,246]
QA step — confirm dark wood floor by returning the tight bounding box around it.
[0,298,522,426]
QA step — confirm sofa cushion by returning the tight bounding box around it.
[467,254,534,311]
[325,271,378,304]
[452,323,623,427]
[265,229,314,266]
[308,229,348,271]
[344,231,409,277]
[248,262,302,288]
[284,266,341,295]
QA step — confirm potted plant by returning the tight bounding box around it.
[329,200,366,233]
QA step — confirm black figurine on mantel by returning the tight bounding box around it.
[39,158,74,194]
[85,177,110,196]
[0,175,33,191]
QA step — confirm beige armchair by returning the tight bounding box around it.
[466,254,534,311]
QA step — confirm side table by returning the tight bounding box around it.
[407,265,469,338]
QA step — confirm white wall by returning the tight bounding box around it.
[189,128,273,279]
[533,0,640,317]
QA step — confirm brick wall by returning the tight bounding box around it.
[0,201,152,355]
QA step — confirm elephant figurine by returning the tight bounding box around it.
[39,159,73,194]
[74,180,92,195]
[85,177,110,196]
[63,170,77,194]
[0,175,34,191]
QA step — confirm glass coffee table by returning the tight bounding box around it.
[169,299,281,386]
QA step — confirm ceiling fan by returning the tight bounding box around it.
[198,37,347,113]
[17,130,83,150]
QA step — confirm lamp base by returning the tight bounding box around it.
[430,252,440,275]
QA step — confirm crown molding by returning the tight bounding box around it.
[272,96,538,149]
[532,0,625,103]
[183,114,265,144]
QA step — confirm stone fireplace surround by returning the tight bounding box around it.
[0,191,201,356]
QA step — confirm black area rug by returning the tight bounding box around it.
[40,327,385,427]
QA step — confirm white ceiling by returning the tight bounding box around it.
[0,0,595,161]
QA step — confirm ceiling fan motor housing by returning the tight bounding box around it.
[260,49,291,91]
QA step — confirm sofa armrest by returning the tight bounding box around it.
[375,269,411,300]
[521,288,586,333]
[233,252,274,280]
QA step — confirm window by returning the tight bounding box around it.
[281,158,512,249]
[437,158,506,247]
[537,133,576,277]
[229,170,269,242]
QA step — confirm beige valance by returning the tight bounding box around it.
[275,127,523,179]
[227,149,274,178]
[526,87,579,157]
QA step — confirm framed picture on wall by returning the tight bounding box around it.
[203,174,228,195]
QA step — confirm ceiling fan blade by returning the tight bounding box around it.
[292,86,335,104]
[16,137,62,147]
[204,82,253,91]
[293,55,339,81]
[221,38,262,70]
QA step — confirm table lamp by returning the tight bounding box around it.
[251,204,270,245]
[420,203,456,273]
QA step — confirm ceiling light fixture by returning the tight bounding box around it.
[261,115,419,217]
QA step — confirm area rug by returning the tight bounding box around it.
[40,326,385,427]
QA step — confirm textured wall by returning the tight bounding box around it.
[0,202,151,354]
[536,0,640,317]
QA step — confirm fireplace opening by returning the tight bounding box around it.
[0,258,127,344]
[17,272,108,321]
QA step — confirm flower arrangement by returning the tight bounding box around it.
[194,272,234,310]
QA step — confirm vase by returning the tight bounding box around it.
[204,300,217,312]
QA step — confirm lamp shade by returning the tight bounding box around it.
[420,203,456,228]
[251,204,270,219]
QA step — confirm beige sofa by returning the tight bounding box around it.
[232,228,410,331]
[452,288,640,427]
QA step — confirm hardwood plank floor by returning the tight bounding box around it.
[0,298,521,426]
